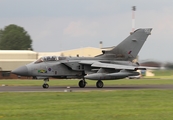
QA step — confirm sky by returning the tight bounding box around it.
[0,0,173,62]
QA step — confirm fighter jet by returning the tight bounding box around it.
[11,28,152,88]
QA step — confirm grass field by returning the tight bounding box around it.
[0,78,173,87]
[0,90,173,120]
[0,70,173,120]
[153,70,173,76]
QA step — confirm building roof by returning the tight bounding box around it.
[0,50,37,54]
[60,47,102,57]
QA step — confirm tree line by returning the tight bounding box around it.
[0,24,33,50]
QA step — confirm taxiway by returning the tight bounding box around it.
[0,84,173,92]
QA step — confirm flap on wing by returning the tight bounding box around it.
[91,62,146,70]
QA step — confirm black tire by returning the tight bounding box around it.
[42,84,46,88]
[78,80,86,88]
[42,84,49,89]
[45,84,49,88]
[96,80,104,88]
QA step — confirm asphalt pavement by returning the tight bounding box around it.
[1,84,173,92]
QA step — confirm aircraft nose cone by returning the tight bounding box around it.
[11,66,29,76]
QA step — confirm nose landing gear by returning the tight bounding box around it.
[42,83,49,88]
[42,78,49,88]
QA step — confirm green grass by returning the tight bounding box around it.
[0,78,173,87]
[0,90,173,120]
[153,70,173,76]
[0,71,173,120]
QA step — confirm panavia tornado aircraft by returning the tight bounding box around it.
[12,28,152,88]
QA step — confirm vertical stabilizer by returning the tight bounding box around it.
[107,28,152,60]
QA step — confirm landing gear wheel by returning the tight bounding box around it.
[78,80,86,88]
[42,78,49,89]
[42,83,49,88]
[96,80,104,88]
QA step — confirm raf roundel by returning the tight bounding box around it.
[48,68,51,71]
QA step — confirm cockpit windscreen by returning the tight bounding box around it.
[34,56,57,63]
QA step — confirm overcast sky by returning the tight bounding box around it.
[0,0,173,62]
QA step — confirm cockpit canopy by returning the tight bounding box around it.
[35,56,57,63]
[34,56,67,63]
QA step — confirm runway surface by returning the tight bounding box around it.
[1,84,173,92]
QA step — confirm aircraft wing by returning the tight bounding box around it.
[79,60,96,65]
[91,62,146,70]
[79,61,160,70]
[139,66,159,70]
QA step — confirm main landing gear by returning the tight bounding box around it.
[78,79,104,88]
[42,78,49,89]
[96,80,104,88]
[78,78,87,88]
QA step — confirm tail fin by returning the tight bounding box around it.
[99,28,152,60]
